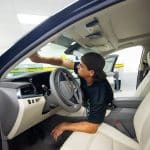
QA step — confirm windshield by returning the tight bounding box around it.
[7,42,77,78]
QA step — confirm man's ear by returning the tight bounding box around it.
[89,70,95,77]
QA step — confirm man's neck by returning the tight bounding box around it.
[85,77,94,86]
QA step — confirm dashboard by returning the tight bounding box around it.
[9,71,51,96]
[0,71,60,139]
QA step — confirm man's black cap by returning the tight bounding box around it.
[81,52,106,80]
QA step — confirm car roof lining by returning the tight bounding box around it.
[61,0,150,54]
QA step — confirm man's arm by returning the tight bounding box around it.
[30,53,74,69]
[51,121,99,140]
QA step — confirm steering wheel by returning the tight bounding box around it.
[50,68,82,113]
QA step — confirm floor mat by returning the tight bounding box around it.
[8,128,58,150]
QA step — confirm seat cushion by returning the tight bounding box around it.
[61,123,138,150]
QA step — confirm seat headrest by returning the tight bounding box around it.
[147,52,150,67]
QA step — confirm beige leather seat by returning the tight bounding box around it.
[61,91,150,150]
[135,51,150,97]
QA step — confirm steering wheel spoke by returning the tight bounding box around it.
[73,88,80,104]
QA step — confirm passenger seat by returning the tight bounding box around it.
[61,91,150,150]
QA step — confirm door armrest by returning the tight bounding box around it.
[113,97,143,108]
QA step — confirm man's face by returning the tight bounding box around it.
[77,61,94,79]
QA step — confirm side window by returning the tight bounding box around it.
[103,55,118,91]
[104,55,118,73]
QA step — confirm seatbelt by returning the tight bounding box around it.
[0,122,9,150]
[143,66,150,79]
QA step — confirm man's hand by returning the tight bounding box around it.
[30,53,40,62]
[51,121,99,141]
[51,122,68,141]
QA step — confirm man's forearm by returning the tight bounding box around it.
[62,121,99,133]
[30,53,74,69]
[30,53,63,65]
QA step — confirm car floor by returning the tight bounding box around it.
[8,118,60,150]
[9,138,56,150]
[8,115,85,150]
[9,134,58,150]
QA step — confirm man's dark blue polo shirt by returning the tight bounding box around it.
[74,63,113,124]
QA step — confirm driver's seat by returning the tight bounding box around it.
[61,91,150,150]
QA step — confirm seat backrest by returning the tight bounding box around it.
[133,91,150,150]
[135,51,150,97]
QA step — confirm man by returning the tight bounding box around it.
[30,52,113,146]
